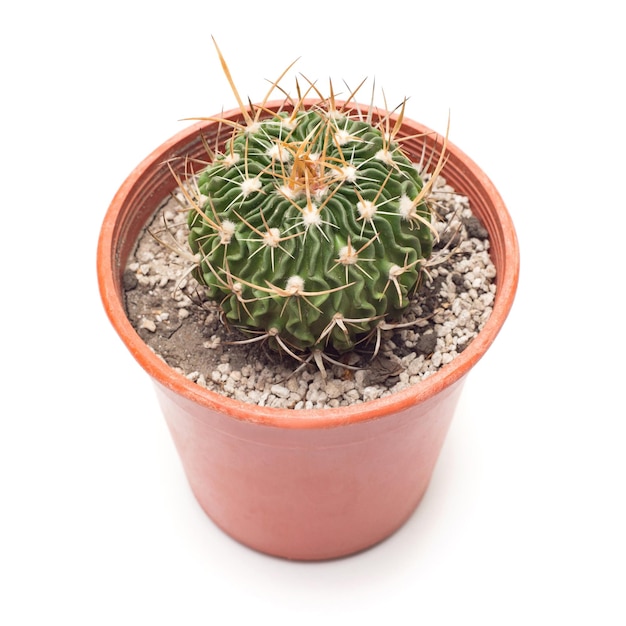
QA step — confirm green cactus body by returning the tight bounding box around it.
[188,106,433,354]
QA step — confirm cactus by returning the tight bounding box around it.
[186,42,445,363]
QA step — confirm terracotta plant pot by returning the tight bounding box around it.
[97,101,519,560]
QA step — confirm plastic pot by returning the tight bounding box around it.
[97,101,519,560]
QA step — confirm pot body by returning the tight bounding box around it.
[98,100,519,560]
[155,377,465,560]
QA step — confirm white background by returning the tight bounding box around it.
[2,1,625,624]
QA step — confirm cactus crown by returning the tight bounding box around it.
[185,41,447,364]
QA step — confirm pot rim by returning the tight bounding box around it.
[97,100,520,430]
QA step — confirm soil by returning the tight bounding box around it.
[123,175,496,409]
